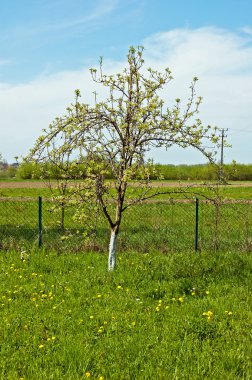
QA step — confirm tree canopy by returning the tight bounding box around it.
[29,46,220,270]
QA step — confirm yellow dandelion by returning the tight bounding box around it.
[203,310,213,320]
[85,371,91,378]
[89,315,94,319]
[178,297,184,303]
[205,290,210,295]
[225,311,233,316]
[38,344,44,349]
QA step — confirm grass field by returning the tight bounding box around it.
[0,179,251,253]
[0,180,252,200]
[1,198,251,254]
[0,250,251,379]
[0,181,251,378]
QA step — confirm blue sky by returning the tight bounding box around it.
[1,0,252,164]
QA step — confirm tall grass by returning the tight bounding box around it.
[0,250,251,379]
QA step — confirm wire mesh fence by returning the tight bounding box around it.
[0,197,251,253]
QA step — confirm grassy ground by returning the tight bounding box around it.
[0,180,252,200]
[0,250,251,379]
[1,199,251,254]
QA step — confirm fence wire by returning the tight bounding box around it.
[0,197,251,253]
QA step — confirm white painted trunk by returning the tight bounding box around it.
[108,229,117,271]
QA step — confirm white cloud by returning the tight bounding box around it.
[1,27,252,163]
[44,0,119,32]
[241,26,252,36]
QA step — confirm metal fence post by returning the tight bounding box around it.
[38,196,42,247]
[195,198,199,252]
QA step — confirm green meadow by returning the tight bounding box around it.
[0,181,251,379]
[0,181,252,200]
[0,250,251,379]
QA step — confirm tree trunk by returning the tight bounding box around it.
[108,228,118,271]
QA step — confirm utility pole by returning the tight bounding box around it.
[219,128,228,184]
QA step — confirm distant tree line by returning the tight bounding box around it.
[1,159,252,181]
[0,153,18,178]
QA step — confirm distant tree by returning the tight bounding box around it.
[0,153,7,170]
[28,46,220,271]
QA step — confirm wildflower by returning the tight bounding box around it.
[225,311,233,316]
[99,377,104,380]
[156,306,160,312]
[97,294,102,298]
[38,344,44,349]
[202,310,214,320]
[205,290,210,295]
[178,297,184,303]
[117,285,123,290]
[51,336,56,340]
[89,315,94,319]
[85,371,91,378]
